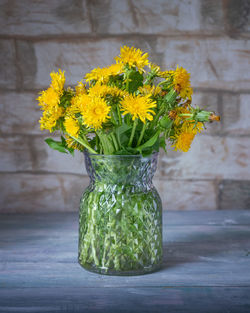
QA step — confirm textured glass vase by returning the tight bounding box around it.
[78,152,163,276]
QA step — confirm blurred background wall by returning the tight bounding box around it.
[0,0,249,212]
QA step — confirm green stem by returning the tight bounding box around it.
[179,113,192,117]
[69,134,97,154]
[117,105,122,125]
[126,78,129,91]
[97,131,108,154]
[111,110,117,126]
[96,133,99,152]
[128,119,138,147]
[137,122,147,147]
[150,108,164,129]
[111,132,119,151]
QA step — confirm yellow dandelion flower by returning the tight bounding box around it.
[171,120,203,152]
[138,85,162,96]
[39,105,64,132]
[105,63,124,76]
[88,83,125,98]
[75,81,87,95]
[82,97,111,130]
[37,87,60,109]
[64,116,80,138]
[115,46,149,73]
[120,94,156,123]
[85,63,124,83]
[70,93,89,114]
[37,87,64,132]
[169,66,193,99]
[173,132,195,152]
[50,69,65,94]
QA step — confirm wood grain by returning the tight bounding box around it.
[0,211,250,312]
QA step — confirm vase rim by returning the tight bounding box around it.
[85,151,158,159]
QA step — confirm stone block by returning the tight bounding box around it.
[33,137,87,175]
[219,180,250,210]
[16,41,37,89]
[0,0,90,36]
[0,136,87,175]
[161,136,250,180]
[200,0,225,32]
[221,93,239,130]
[0,173,89,212]
[223,94,250,135]
[225,0,250,34]
[153,179,217,210]
[0,40,17,89]
[0,136,32,171]
[157,38,250,91]
[89,0,224,34]
[32,39,123,89]
[0,91,41,134]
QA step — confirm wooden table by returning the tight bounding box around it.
[0,210,250,313]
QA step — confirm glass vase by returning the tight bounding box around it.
[78,152,163,275]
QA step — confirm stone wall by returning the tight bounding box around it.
[0,0,249,212]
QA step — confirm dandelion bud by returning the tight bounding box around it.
[209,112,220,122]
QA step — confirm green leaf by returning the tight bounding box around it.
[45,138,68,154]
[114,123,132,148]
[164,88,177,105]
[159,115,173,129]
[159,136,167,152]
[135,130,160,153]
[128,71,144,93]
[115,123,132,137]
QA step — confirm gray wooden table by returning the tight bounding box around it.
[0,210,250,313]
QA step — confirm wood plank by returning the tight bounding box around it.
[0,226,250,264]
[0,287,250,313]
[1,260,250,288]
[1,210,250,228]
[0,211,250,312]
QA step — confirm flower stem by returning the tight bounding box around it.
[128,118,138,147]
[111,132,119,151]
[117,105,122,125]
[150,108,164,129]
[69,134,97,154]
[137,122,147,147]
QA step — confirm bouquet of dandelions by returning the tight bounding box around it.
[37,46,220,274]
[38,45,219,156]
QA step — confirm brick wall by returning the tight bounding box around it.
[0,0,249,212]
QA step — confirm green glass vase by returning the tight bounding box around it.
[78,152,163,275]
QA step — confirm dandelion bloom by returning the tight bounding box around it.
[173,132,195,152]
[85,63,124,83]
[75,81,87,96]
[88,83,125,98]
[82,98,111,130]
[50,69,65,94]
[64,116,80,138]
[121,94,156,123]
[37,87,64,131]
[172,66,193,99]
[172,121,203,152]
[115,46,149,73]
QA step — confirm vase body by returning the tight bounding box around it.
[78,152,163,275]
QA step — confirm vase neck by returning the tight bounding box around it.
[84,152,158,187]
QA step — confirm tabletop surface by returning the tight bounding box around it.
[0,210,250,313]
